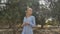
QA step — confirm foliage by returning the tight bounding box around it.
[0,0,60,28]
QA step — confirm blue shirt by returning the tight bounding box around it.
[22,16,36,34]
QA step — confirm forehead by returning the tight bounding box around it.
[27,8,32,11]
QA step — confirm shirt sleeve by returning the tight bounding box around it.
[30,16,36,27]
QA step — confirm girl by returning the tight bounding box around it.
[22,7,36,34]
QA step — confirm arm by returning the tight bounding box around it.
[30,16,36,27]
[22,17,30,27]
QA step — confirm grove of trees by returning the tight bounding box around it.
[0,0,60,34]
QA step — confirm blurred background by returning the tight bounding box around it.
[0,0,60,34]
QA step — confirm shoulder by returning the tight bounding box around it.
[23,16,26,19]
[31,16,35,18]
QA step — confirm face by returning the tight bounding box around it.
[26,8,32,15]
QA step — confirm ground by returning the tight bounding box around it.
[0,26,60,34]
[33,27,60,34]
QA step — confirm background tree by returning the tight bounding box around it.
[0,0,60,34]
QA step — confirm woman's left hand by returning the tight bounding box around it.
[25,22,30,25]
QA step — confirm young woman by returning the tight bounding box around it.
[22,7,36,34]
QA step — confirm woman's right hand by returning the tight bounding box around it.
[21,23,25,27]
[21,22,30,27]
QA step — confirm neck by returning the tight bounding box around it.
[26,14,31,18]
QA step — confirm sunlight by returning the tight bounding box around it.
[1,0,7,3]
[46,18,53,23]
[39,0,46,5]
[39,0,51,10]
